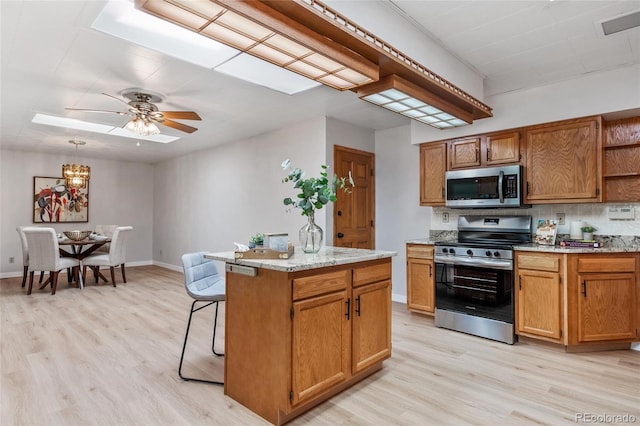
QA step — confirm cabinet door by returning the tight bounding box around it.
[525,117,602,203]
[517,270,562,340]
[449,137,481,169]
[352,280,391,374]
[291,290,350,405]
[577,273,637,342]
[486,131,520,166]
[407,257,434,314]
[420,142,446,206]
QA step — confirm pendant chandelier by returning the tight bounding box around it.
[62,140,91,189]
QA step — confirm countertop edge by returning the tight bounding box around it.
[205,247,397,272]
[405,239,640,253]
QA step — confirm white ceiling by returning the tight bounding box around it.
[1,0,639,164]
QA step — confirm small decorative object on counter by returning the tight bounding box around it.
[581,225,597,241]
[281,159,353,253]
[248,232,264,249]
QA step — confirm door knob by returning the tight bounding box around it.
[337,210,342,216]
[337,232,344,238]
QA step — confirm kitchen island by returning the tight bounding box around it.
[205,247,396,425]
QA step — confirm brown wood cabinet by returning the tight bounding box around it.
[406,244,435,315]
[574,256,638,343]
[515,252,564,342]
[420,142,447,206]
[485,130,521,166]
[604,116,640,202]
[449,137,481,169]
[524,116,603,204]
[225,258,392,425]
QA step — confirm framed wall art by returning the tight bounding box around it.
[33,176,89,223]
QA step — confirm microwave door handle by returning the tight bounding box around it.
[498,170,505,203]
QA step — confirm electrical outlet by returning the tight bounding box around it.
[442,212,449,223]
[556,213,565,225]
[9,257,15,264]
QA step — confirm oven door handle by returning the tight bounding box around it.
[498,170,505,204]
[434,256,513,270]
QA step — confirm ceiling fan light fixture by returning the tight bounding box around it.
[62,140,91,189]
[124,117,161,136]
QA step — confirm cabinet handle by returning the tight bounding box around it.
[441,187,445,197]
[526,182,530,195]
[345,298,351,320]
[582,280,587,297]
[428,264,432,277]
[355,295,361,317]
[487,147,491,161]
[475,148,479,162]
[519,275,522,290]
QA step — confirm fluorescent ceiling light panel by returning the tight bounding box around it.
[92,0,239,69]
[32,114,179,143]
[600,9,640,36]
[215,54,320,95]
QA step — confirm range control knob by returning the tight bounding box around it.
[493,251,501,257]
[449,248,456,255]
[442,248,448,254]
[485,250,492,257]
[466,249,473,256]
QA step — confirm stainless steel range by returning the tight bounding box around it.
[434,215,532,344]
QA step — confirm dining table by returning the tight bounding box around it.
[57,237,112,289]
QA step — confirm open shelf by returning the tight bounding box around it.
[604,142,640,150]
[604,172,640,178]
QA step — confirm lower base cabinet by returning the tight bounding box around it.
[226,258,392,425]
[406,244,435,314]
[515,251,639,349]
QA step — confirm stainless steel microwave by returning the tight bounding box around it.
[445,165,529,208]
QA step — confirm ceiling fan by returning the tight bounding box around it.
[65,90,201,134]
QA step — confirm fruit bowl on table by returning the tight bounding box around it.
[63,230,92,241]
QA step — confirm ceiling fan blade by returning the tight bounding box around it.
[65,107,129,116]
[157,111,202,121]
[157,118,198,134]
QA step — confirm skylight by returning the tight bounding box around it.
[32,114,180,143]
[92,0,321,95]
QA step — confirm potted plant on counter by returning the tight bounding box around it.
[281,159,353,253]
[581,225,597,241]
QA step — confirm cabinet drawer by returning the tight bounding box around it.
[517,254,560,272]
[407,244,434,259]
[293,270,349,300]
[353,262,391,287]
[578,257,636,273]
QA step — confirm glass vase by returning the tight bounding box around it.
[299,210,323,253]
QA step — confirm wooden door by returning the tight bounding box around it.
[334,146,374,249]
[485,131,521,166]
[517,270,562,340]
[291,289,350,406]
[577,272,636,342]
[449,137,481,169]
[420,142,447,206]
[352,280,391,374]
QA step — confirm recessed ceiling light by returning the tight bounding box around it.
[32,113,180,143]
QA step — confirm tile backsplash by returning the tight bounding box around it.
[432,203,640,237]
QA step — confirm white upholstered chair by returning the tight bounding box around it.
[81,226,132,286]
[93,224,117,253]
[16,226,45,288]
[179,252,225,385]
[22,227,80,295]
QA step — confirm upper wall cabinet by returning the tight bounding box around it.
[449,137,481,169]
[420,142,447,206]
[485,131,521,166]
[448,131,522,170]
[524,116,602,204]
[604,116,640,202]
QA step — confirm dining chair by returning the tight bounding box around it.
[81,226,132,286]
[179,252,225,385]
[22,227,80,295]
[93,224,117,253]
[16,226,45,288]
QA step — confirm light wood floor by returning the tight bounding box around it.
[2,266,638,425]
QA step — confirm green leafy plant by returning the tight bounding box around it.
[581,225,597,233]
[249,232,264,247]
[281,159,354,216]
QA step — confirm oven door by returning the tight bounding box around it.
[435,262,514,324]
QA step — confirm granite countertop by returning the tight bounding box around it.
[406,236,640,253]
[205,246,397,272]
